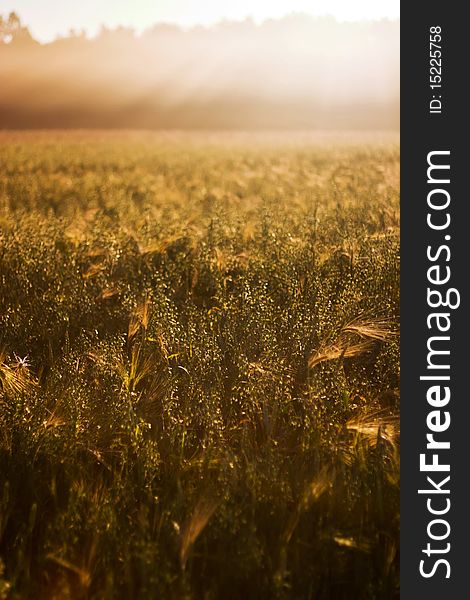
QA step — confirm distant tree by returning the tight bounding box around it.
[0,12,36,45]
[0,12,21,43]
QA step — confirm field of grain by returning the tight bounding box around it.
[0,132,399,599]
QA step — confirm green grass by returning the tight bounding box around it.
[0,131,399,599]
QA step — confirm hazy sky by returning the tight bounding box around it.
[4,0,399,42]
